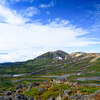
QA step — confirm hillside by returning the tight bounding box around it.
[1,50,100,99]
[0,50,100,76]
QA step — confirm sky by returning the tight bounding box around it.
[0,0,100,63]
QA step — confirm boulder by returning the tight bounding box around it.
[16,84,25,89]
[63,90,71,95]
[5,90,16,96]
[0,96,12,100]
[14,94,33,100]
[37,87,45,93]
[29,82,39,89]
[47,97,55,100]
[55,94,62,100]
[68,94,88,100]
[0,97,5,100]
[0,89,6,93]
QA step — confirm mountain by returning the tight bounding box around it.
[26,50,69,66]
[1,50,100,76]
[1,50,100,96]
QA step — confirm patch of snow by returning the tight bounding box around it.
[58,56,62,60]
[56,56,63,60]
[77,73,81,75]
[13,74,25,77]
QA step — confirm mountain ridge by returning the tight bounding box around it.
[1,50,100,65]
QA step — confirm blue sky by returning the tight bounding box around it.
[0,0,100,62]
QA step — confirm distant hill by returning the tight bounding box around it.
[0,50,100,76]
[26,50,69,66]
[1,50,100,92]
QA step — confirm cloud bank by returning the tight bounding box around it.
[0,1,100,63]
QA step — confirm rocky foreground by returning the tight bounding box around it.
[0,79,100,100]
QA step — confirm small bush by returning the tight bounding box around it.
[41,91,54,99]
[79,85,99,94]
[24,87,38,99]
[51,84,72,91]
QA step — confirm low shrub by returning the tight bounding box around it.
[79,85,99,94]
[24,87,38,99]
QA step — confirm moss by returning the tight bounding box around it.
[41,91,54,99]
[41,90,63,99]
[24,87,38,99]
[79,85,99,94]
[51,84,72,91]
[0,93,4,96]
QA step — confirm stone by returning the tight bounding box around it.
[14,94,27,100]
[14,94,34,100]
[37,87,45,92]
[5,90,16,96]
[64,90,71,95]
[47,97,55,100]
[16,84,25,89]
[29,82,39,89]
[0,89,6,93]
[68,94,88,100]
[0,96,12,100]
[56,94,62,100]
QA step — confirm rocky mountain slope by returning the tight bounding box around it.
[0,50,100,76]
[26,50,69,66]
[1,50,100,99]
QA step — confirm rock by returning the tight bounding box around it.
[16,84,25,89]
[64,90,71,95]
[0,97,5,100]
[0,89,6,93]
[47,97,55,100]
[5,90,16,96]
[56,94,62,100]
[0,96,12,100]
[37,87,45,92]
[29,82,39,89]
[68,94,88,100]
[5,91,11,96]
[14,94,33,100]
[6,97,12,100]
[93,90,100,96]
[53,79,64,84]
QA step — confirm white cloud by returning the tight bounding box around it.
[39,0,55,8]
[0,4,26,24]
[21,7,39,17]
[46,11,50,15]
[0,3,39,24]
[0,2,100,63]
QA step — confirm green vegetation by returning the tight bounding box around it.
[51,84,72,91]
[79,85,99,94]
[0,78,15,90]
[41,91,54,99]
[24,83,74,99]
[24,88,39,98]
[1,50,100,93]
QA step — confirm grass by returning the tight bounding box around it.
[51,84,72,91]
[77,80,100,84]
[24,87,39,99]
[24,83,74,99]
[79,85,100,94]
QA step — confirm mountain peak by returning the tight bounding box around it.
[26,50,69,65]
[54,50,69,55]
